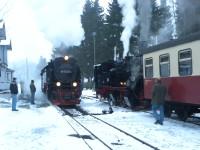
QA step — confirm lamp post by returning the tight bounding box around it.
[92,32,96,66]
[92,32,96,90]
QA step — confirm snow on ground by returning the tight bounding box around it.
[0,89,200,150]
[0,93,90,150]
[82,89,96,97]
[81,89,200,150]
[0,107,91,150]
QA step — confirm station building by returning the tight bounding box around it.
[0,22,13,90]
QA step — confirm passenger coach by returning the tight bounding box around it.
[142,32,200,120]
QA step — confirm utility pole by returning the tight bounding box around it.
[26,58,29,81]
[92,32,96,89]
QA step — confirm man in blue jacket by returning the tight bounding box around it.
[10,77,19,111]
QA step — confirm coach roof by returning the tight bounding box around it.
[141,32,200,54]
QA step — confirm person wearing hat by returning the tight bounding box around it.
[10,77,19,111]
[151,78,167,125]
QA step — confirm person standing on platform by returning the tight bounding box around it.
[10,77,19,111]
[30,80,36,104]
[152,78,167,125]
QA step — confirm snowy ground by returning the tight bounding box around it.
[80,90,200,150]
[0,93,90,150]
[0,89,200,150]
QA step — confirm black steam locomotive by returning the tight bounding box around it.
[94,56,144,107]
[41,56,82,106]
[94,58,131,105]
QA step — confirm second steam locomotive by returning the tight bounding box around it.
[41,56,82,106]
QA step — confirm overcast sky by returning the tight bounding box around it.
[2,0,110,65]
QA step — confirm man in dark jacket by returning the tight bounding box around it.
[30,80,36,104]
[152,78,167,125]
[10,77,19,111]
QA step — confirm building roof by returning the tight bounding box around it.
[141,32,200,54]
[6,68,14,72]
[0,40,12,51]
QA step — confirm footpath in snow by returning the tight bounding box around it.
[0,93,90,150]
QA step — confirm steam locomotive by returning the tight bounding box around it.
[95,57,135,106]
[41,56,82,106]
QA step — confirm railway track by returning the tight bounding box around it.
[59,106,159,150]
[53,95,200,150]
[81,95,97,100]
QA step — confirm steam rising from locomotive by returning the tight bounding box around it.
[118,0,137,57]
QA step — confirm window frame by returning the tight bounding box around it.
[178,48,192,76]
[145,57,153,78]
[159,53,170,77]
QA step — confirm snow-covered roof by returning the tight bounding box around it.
[0,40,12,51]
[6,68,14,72]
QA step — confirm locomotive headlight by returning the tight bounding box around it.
[56,82,61,87]
[64,55,69,61]
[120,82,126,85]
[72,82,78,87]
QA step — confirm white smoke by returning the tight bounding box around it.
[118,0,137,58]
[26,0,85,47]
[138,0,151,44]
[4,0,85,96]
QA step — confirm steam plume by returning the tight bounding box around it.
[27,0,85,47]
[118,0,137,58]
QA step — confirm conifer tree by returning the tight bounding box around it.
[150,0,169,36]
[105,0,124,60]
[80,0,105,84]
[176,0,200,38]
[81,0,96,80]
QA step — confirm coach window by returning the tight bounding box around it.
[160,54,170,77]
[178,49,192,76]
[145,58,153,78]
